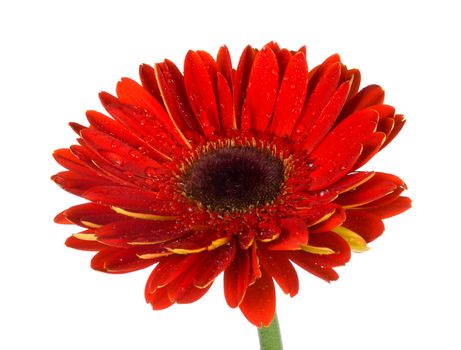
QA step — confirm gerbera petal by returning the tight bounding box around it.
[91,248,158,274]
[139,63,163,103]
[216,45,233,86]
[294,204,338,227]
[297,80,351,153]
[332,226,369,252]
[295,61,341,140]
[311,232,351,265]
[269,51,308,137]
[306,109,378,190]
[194,241,237,288]
[289,251,339,282]
[154,60,202,135]
[146,254,203,290]
[353,132,386,170]
[116,78,172,130]
[266,217,308,250]
[95,220,188,247]
[104,103,180,161]
[241,45,279,133]
[258,250,299,297]
[52,171,111,196]
[382,114,406,148]
[65,235,106,251]
[145,286,174,310]
[56,203,125,228]
[184,50,220,136]
[366,196,412,219]
[343,210,385,243]
[233,45,256,128]
[86,110,166,162]
[82,185,177,216]
[53,148,98,177]
[335,172,404,208]
[239,272,276,327]
[217,72,235,130]
[338,84,385,122]
[224,249,251,308]
[310,206,346,233]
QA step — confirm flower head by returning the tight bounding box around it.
[52,43,411,327]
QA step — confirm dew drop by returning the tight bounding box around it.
[111,141,119,149]
[102,151,124,167]
[145,167,157,177]
[123,171,134,178]
[129,150,141,159]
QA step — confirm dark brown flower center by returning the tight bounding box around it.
[182,146,284,212]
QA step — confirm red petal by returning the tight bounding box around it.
[65,235,106,251]
[53,148,98,177]
[239,272,276,327]
[175,284,212,304]
[338,84,385,122]
[116,78,171,128]
[306,109,378,191]
[52,171,111,196]
[95,220,187,247]
[155,60,202,134]
[216,46,233,86]
[382,114,406,148]
[83,185,176,215]
[224,249,250,308]
[86,110,156,159]
[146,254,203,290]
[353,132,386,170]
[310,231,351,265]
[289,251,339,282]
[269,52,308,137]
[335,172,401,208]
[259,250,299,296]
[139,63,163,103]
[194,241,236,288]
[343,210,385,243]
[233,45,256,128]
[57,203,125,228]
[265,217,308,250]
[310,206,346,233]
[297,80,350,153]
[294,204,338,226]
[296,62,341,137]
[217,72,235,130]
[145,286,174,310]
[80,127,163,179]
[91,248,158,274]
[105,103,180,159]
[241,46,279,133]
[184,51,220,136]
[366,196,412,219]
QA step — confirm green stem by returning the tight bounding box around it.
[257,313,283,350]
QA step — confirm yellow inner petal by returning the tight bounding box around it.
[72,233,98,241]
[111,206,176,221]
[332,226,369,252]
[301,244,336,255]
[80,220,102,229]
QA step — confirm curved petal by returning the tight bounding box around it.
[239,272,276,327]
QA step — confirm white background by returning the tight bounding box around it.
[1,0,460,349]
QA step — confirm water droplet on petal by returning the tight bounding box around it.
[145,167,157,177]
[101,151,124,167]
[129,150,141,159]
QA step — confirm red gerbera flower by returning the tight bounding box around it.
[52,42,411,327]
